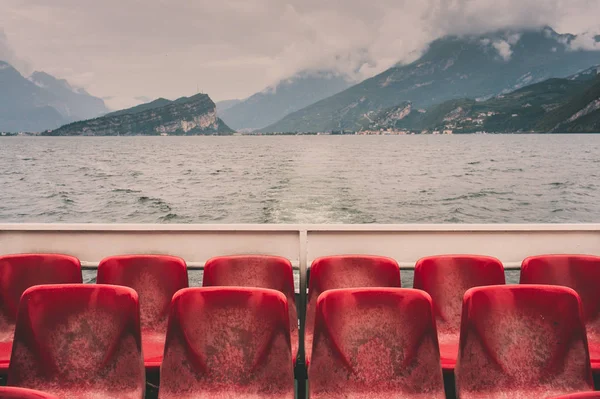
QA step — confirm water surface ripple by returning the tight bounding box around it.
[1,135,599,224]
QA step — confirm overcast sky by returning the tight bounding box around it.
[1,0,599,109]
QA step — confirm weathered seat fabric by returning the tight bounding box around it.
[97,254,188,370]
[7,284,145,399]
[0,387,59,399]
[549,392,600,398]
[159,287,294,399]
[455,285,594,399]
[203,255,298,360]
[520,254,600,372]
[308,288,445,399]
[305,255,401,364]
[0,254,82,374]
[413,254,505,371]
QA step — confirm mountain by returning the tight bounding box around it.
[104,98,172,118]
[540,74,600,133]
[263,27,600,133]
[46,93,233,136]
[218,71,352,131]
[367,66,600,133]
[28,71,108,120]
[0,62,65,132]
[567,65,600,81]
[0,61,108,132]
[215,99,242,114]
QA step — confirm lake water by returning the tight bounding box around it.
[1,134,600,224]
[2,134,597,285]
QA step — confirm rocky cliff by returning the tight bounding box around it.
[47,93,234,136]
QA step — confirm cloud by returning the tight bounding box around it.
[506,33,522,45]
[569,31,600,51]
[489,34,521,61]
[1,0,600,108]
[0,28,31,74]
[493,40,514,61]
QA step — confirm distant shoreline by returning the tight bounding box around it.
[3,132,600,137]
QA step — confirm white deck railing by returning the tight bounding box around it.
[1,223,599,268]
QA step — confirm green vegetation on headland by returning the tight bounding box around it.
[44,93,234,136]
[363,70,600,134]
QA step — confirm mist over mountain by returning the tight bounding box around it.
[215,99,242,114]
[0,61,109,132]
[28,71,109,120]
[218,71,352,131]
[263,27,600,133]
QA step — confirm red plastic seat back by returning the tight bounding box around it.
[308,288,444,398]
[97,255,188,334]
[414,255,505,343]
[8,285,145,398]
[305,255,401,361]
[159,287,294,399]
[0,254,82,344]
[455,285,593,398]
[203,255,298,356]
[0,387,59,399]
[521,255,600,342]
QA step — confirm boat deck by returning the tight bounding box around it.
[1,223,599,398]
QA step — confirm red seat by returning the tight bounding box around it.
[520,255,600,372]
[455,285,594,399]
[0,254,82,374]
[159,287,294,399]
[0,387,59,399]
[203,255,298,360]
[413,254,505,371]
[305,255,401,364]
[97,254,188,370]
[308,288,445,398]
[549,393,600,398]
[7,284,145,399]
